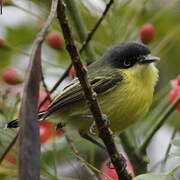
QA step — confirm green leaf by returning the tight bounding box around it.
[5,23,37,47]
[136,173,168,180]
[0,47,12,69]
[171,139,180,147]
[169,152,180,157]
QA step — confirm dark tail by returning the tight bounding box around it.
[7,111,46,128]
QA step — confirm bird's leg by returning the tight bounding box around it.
[89,113,110,135]
[79,131,106,151]
[71,113,109,135]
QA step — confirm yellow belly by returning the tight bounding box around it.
[53,64,158,134]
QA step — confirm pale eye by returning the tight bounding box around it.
[123,60,131,67]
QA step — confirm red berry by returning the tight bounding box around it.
[38,89,51,111]
[140,23,155,44]
[2,68,23,85]
[68,64,87,78]
[47,32,64,49]
[68,65,76,78]
[5,154,17,165]
[55,128,64,136]
[169,77,180,111]
[39,120,53,144]
[100,156,134,180]
[170,76,180,90]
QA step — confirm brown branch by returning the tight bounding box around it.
[39,0,114,108]
[57,1,132,180]
[80,0,114,54]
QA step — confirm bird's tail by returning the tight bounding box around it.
[7,111,46,128]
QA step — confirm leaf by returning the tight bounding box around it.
[19,44,41,179]
[0,47,12,69]
[169,152,180,157]
[171,139,180,147]
[136,173,168,180]
[5,23,37,47]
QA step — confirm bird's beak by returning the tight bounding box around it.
[140,55,160,64]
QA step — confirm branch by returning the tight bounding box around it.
[80,0,114,54]
[57,1,132,180]
[139,96,180,153]
[0,132,19,164]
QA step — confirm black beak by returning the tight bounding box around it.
[140,55,160,64]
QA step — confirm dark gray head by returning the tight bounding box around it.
[103,41,159,69]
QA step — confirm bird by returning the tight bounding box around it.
[7,41,159,145]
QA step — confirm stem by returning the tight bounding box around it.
[160,129,177,171]
[80,0,114,54]
[139,97,180,153]
[65,132,99,180]
[12,3,43,20]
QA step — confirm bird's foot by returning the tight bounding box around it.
[89,114,109,135]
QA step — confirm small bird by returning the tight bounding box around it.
[8,41,159,142]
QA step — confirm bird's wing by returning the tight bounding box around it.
[44,71,122,117]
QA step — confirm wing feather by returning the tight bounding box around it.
[44,71,122,117]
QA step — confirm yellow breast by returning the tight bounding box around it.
[99,63,159,133]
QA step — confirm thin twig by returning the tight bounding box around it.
[65,132,99,180]
[40,69,52,102]
[57,1,132,179]
[160,129,177,171]
[80,0,114,54]
[39,0,114,108]
[140,97,180,153]
[0,132,19,164]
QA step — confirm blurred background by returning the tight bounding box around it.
[0,0,179,179]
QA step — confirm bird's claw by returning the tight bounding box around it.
[89,114,109,135]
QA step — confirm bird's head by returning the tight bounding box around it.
[103,41,160,84]
[104,41,159,69]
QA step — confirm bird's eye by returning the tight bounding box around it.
[123,60,132,67]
